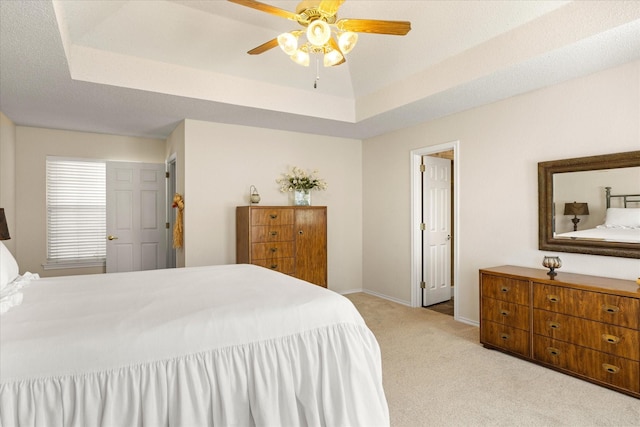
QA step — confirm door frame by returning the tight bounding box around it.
[166,154,177,268]
[410,141,460,317]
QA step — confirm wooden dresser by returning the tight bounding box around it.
[480,265,640,398]
[236,206,327,287]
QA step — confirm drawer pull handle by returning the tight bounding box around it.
[602,304,620,314]
[500,287,509,293]
[270,247,277,253]
[602,364,620,374]
[270,231,278,236]
[602,334,620,344]
[546,347,561,356]
[500,333,509,341]
[547,295,560,303]
[269,264,278,269]
[499,310,510,317]
[269,214,278,219]
[548,322,560,330]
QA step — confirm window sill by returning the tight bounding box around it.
[43,259,106,270]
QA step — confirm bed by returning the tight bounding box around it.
[0,244,389,426]
[555,187,640,243]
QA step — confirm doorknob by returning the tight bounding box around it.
[107,235,119,240]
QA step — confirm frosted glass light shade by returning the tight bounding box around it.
[338,31,358,54]
[277,32,298,55]
[323,48,344,67]
[291,48,310,66]
[307,20,331,47]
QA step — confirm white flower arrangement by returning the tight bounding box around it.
[276,167,328,192]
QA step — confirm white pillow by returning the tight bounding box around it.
[603,208,640,229]
[0,241,19,290]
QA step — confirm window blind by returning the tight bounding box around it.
[46,158,106,264]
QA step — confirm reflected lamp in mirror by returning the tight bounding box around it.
[564,202,589,231]
[0,208,10,240]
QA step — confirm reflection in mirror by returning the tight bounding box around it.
[538,151,640,259]
[553,167,640,242]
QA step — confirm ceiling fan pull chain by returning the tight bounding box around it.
[314,58,320,89]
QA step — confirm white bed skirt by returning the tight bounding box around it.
[1,322,386,426]
[1,265,389,427]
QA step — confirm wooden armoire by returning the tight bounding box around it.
[236,206,327,287]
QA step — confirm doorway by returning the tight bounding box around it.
[410,141,459,318]
[166,156,177,268]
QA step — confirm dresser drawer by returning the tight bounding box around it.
[250,208,294,226]
[250,242,294,260]
[481,274,529,305]
[252,257,294,274]
[533,336,640,394]
[533,283,639,329]
[533,309,639,360]
[481,297,530,331]
[250,225,294,243]
[481,320,530,358]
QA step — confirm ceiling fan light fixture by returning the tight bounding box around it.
[277,32,298,55]
[306,20,331,47]
[291,48,310,67]
[338,31,358,54]
[323,48,343,67]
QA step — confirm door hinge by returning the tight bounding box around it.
[420,281,426,289]
[420,164,426,173]
[166,222,170,229]
[165,171,170,178]
[420,223,426,231]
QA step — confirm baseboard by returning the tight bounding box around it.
[339,288,363,295]
[361,289,412,307]
[455,316,479,327]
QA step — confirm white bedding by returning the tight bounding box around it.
[0,264,388,426]
[555,226,640,243]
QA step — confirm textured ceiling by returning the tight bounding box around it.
[1,1,640,140]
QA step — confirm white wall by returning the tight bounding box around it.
[15,127,166,276]
[180,120,363,294]
[0,112,16,254]
[363,60,640,324]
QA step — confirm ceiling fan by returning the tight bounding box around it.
[228,0,411,67]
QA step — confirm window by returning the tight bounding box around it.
[45,158,106,268]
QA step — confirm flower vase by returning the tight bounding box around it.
[293,188,311,206]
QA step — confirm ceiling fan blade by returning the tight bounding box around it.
[328,37,346,66]
[247,38,279,55]
[336,19,411,36]
[228,0,299,21]
[318,0,344,17]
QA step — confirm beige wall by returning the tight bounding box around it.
[4,60,639,322]
[0,112,17,254]
[363,60,640,324]
[15,127,166,276]
[181,120,363,294]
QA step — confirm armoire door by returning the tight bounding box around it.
[294,207,327,287]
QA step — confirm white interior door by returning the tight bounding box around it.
[106,162,166,273]
[422,156,452,306]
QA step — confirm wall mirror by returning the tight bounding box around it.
[538,151,640,259]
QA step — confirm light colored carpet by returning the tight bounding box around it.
[345,293,640,427]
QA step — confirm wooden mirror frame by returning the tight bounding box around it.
[538,150,640,259]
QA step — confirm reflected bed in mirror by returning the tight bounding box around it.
[538,151,640,258]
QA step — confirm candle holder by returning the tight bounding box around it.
[542,256,562,278]
[249,185,261,204]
